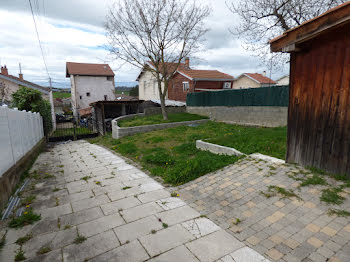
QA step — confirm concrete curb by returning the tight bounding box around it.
[196,140,285,164]
[112,115,209,139]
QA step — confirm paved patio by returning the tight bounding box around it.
[175,157,350,262]
[0,141,268,262]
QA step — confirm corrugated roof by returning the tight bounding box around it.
[179,69,234,80]
[66,62,115,77]
[244,73,276,84]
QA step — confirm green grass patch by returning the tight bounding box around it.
[261,186,300,199]
[15,247,25,261]
[80,176,92,182]
[327,209,350,217]
[53,92,71,99]
[37,246,51,255]
[9,209,41,228]
[89,121,288,185]
[118,113,208,127]
[52,127,93,137]
[299,174,328,187]
[74,235,87,244]
[15,233,33,245]
[320,188,345,205]
[21,195,36,206]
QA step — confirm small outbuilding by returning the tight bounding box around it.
[270,2,350,177]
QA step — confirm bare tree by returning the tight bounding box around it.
[228,0,346,66]
[0,81,8,105]
[105,0,210,119]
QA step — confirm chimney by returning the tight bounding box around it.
[19,63,23,80]
[1,66,8,76]
[185,57,190,69]
[262,70,266,76]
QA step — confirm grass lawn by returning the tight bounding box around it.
[89,121,287,185]
[115,90,130,95]
[118,112,208,127]
[53,92,71,99]
[52,127,93,137]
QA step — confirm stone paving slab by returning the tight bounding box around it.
[0,140,258,262]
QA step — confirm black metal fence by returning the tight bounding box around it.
[49,115,98,142]
[187,85,289,107]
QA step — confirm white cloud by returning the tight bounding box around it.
[0,0,288,88]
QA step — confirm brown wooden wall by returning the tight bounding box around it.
[287,24,350,177]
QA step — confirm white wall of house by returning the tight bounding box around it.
[138,71,166,101]
[232,76,260,89]
[276,75,290,86]
[70,75,116,117]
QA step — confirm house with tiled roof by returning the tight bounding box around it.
[137,58,234,102]
[0,65,50,104]
[232,72,276,90]
[66,62,116,119]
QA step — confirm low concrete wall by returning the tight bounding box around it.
[196,140,244,156]
[144,106,186,116]
[112,114,209,139]
[187,106,287,127]
[0,138,45,212]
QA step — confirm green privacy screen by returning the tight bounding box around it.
[186,85,289,107]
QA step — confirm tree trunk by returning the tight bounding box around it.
[158,77,168,120]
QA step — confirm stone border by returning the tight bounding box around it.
[196,140,244,156]
[112,114,209,139]
[196,140,285,164]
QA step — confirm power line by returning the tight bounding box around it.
[28,0,50,80]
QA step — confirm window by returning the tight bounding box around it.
[86,92,90,97]
[183,82,190,92]
[79,95,82,99]
[104,95,107,100]
[107,76,113,81]
[223,82,231,89]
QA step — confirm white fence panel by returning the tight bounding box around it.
[0,106,44,177]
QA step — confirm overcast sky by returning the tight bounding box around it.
[0,0,288,88]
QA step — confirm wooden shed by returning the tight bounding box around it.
[270,2,350,177]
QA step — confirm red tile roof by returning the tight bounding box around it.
[244,73,276,84]
[0,72,49,93]
[179,69,234,80]
[66,62,114,77]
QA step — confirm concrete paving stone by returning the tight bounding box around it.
[71,194,109,212]
[50,227,77,249]
[225,246,267,262]
[121,202,164,223]
[182,218,221,239]
[156,205,200,226]
[68,190,94,202]
[147,245,200,262]
[156,197,187,210]
[29,218,60,237]
[62,229,119,262]
[78,212,124,237]
[25,248,63,262]
[108,186,144,201]
[140,182,164,192]
[67,183,98,194]
[139,224,194,257]
[39,203,72,219]
[0,244,18,262]
[186,230,244,262]
[114,215,163,244]
[100,196,141,215]
[22,231,57,258]
[92,183,125,196]
[137,189,171,203]
[89,240,149,262]
[60,206,104,226]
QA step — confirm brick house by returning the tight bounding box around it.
[137,58,234,102]
[168,69,234,102]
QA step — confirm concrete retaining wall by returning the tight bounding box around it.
[187,106,287,127]
[196,140,244,156]
[112,113,208,139]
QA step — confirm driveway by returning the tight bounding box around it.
[0,141,268,262]
[176,157,350,262]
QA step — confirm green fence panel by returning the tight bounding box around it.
[186,85,289,107]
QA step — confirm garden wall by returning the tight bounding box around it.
[0,106,45,211]
[187,106,287,127]
[144,106,186,116]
